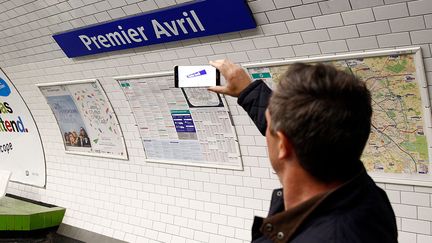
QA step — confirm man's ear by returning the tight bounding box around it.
[276,131,293,160]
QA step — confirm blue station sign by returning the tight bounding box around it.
[53,0,256,58]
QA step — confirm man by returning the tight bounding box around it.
[209,60,398,242]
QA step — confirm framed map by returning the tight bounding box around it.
[115,72,243,170]
[38,80,128,160]
[243,47,432,186]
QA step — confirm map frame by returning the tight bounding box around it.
[115,71,244,171]
[243,47,432,186]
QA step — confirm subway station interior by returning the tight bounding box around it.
[1,0,432,242]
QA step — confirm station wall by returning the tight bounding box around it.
[1,0,432,242]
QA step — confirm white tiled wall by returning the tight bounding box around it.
[1,0,432,242]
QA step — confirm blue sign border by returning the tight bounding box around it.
[53,0,256,58]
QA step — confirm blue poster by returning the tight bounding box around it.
[171,110,196,133]
[46,95,91,148]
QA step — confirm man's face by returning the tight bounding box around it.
[265,109,281,173]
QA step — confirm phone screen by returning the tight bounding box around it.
[175,65,220,88]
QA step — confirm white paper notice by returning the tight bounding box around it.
[119,75,242,170]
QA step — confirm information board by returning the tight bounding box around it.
[38,80,127,160]
[0,68,46,187]
[244,47,432,186]
[116,72,242,170]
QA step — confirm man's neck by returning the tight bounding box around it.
[280,166,342,211]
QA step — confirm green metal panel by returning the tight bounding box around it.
[6,215,14,230]
[0,196,65,231]
[14,215,23,230]
[22,216,30,230]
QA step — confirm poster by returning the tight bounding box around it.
[38,80,127,159]
[117,73,242,170]
[0,68,46,187]
[244,47,432,186]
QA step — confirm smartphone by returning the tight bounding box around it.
[174,65,220,88]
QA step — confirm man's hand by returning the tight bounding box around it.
[208,59,252,97]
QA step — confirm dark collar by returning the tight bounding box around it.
[259,191,329,242]
[254,168,369,242]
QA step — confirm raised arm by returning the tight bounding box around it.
[208,60,272,135]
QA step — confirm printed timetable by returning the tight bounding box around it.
[118,73,243,170]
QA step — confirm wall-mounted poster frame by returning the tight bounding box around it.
[0,68,46,188]
[37,79,128,160]
[115,71,243,170]
[243,47,432,187]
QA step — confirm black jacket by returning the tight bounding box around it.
[237,80,398,243]
[237,80,271,136]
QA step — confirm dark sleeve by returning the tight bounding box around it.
[237,80,272,136]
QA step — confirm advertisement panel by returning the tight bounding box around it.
[38,80,127,160]
[0,69,46,187]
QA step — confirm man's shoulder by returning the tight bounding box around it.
[296,198,396,240]
[292,210,397,243]
[291,173,398,243]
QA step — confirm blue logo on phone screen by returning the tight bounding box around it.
[0,78,11,97]
[187,69,207,78]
